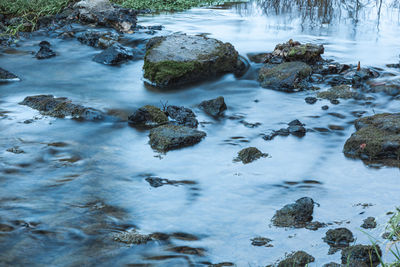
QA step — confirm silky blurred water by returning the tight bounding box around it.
[0,1,400,266]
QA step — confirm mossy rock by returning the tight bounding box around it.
[258,61,312,92]
[143,34,239,87]
[343,113,400,166]
[273,39,324,64]
[128,105,168,127]
[272,197,315,228]
[236,147,268,164]
[341,245,382,267]
[317,85,357,100]
[149,124,206,152]
[277,251,315,267]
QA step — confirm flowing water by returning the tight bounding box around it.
[0,0,400,266]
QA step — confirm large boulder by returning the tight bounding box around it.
[343,113,400,166]
[19,95,104,120]
[273,39,324,64]
[0,67,19,82]
[74,0,137,33]
[258,62,312,92]
[143,34,239,87]
[149,125,206,152]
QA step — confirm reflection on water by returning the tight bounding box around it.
[0,0,400,266]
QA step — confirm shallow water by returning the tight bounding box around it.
[0,0,400,266]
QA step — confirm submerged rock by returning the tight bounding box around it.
[166,105,198,128]
[258,62,312,92]
[128,105,168,127]
[277,251,315,267]
[113,230,151,244]
[199,96,227,117]
[305,97,317,104]
[93,44,134,65]
[143,34,239,87]
[77,30,119,49]
[35,41,56,59]
[236,147,268,164]
[145,177,196,188]
[317,85,359,100]
[19,95,104,120]
[341,245,382,267]
[323,228,354,254]
[74,0,137,33]
[273,39,324,64]
[272,197,315,228]
[361,217,377,229]
[343,113,400,166]
[250,237,273,247]
[0,67,19,82]
[367,79,400,96]
[149,125,206,152]
[263,119,307,140]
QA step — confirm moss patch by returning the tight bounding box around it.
[143,60,198,86]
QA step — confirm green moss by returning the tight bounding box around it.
[288,45,307,57]
[143,105,168,124]
[143,60,198,86]
[317,85,354,100]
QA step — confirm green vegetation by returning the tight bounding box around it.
[113,0,217,11]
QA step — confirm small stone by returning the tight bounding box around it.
[199,96,227,117]
[251,237,273,247]
[0,67,19,82]
[93,44,134,65]
[113,230,151,244]
[323,228,354,253]
[128,105,168,127]
[361,217,377,229]
[305,97,317,104]
[236,147,268,164]
[272,197,315,228]
[35,41,56,59]
[288,119,306,137]
[330,99,340,105]
[341,245,382,267]
[166,105,198,128]
[277,251,315,267]
[6,147,25,154]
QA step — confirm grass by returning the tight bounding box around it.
[113,0,218,11]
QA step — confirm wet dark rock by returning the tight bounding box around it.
[272,197,315,228]
[113,230,151,244]
[352,68,378,85]
[322,105,329,110]
[258,61,312,92]
[288,119,306,137]
[322,263,341,267]
[143,34,239,87]
[330,99,340,105]
[74,0,137,33]
[208,262,234,267]
[247,52,270,63]
[168,246,205,256]
[19,95,104,120]
[236,147,268,164]
[273,39,324,64]
[305,97,317,104]
[149,125,206,152]
[305,221,327,231]
[0,67,19,82]
[323,228,354,254]
[6,147,25,154]
[170,232,199,241]
[317,85,358,100]
[343,113,400,167]
[240,120,261,128]
[341,245,382,267]
[145,177,196,188]
[329,125,345,131]
[361,217,377,229]
[319,63,351,75]
[0,223,14,232]
[250,237,273,247]
[128,105,168,127]
[199,96,227,117]
[166,105,198,128]
[35,41,56,59]
[277,251,315,267]
[367,79,400,96]
[77,30,119,49]
[93,44,134,65]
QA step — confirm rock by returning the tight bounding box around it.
[247,52,270,63]
[273,39,324,64]
[305,221,327,231]
[352,68,378,85]
[367,79,400,96]
[322,263,341,267]
[76,30,119,49]
[128,105,168,127]
[0,67,19,82]
[6,147,25,154]
[166,105,198,128]
[277,251,315,267]
[250,237,273,247]
[93,44,134,65]
[199,96,227,117]
[322,105,329,110]
[305,97,317,104]
[145,177,196,188]
[113,229,151,244]
[168,246,205,256]
[19,95,104,120]
[330,99,340,105]
[341,245,382,267]
[323,228,354,254]
[288,119,306,137]
[343,113,400,166]
[317,85,359,100]
[361,217,377,229]
[236,147,268,164]
[258,62,312,92]
[74,0,137,33]
[143,34,239,87]
[35,41,56,59]
[272,197,315,228]
[149,125,206,152]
